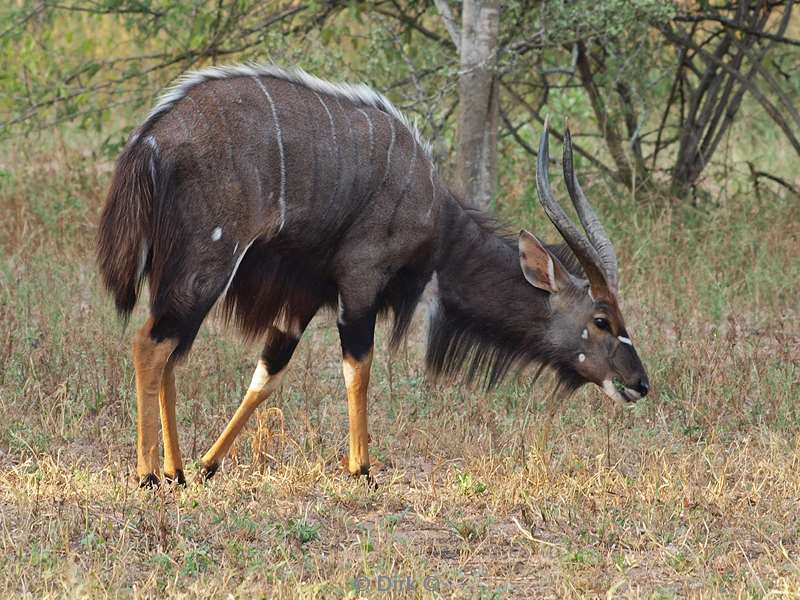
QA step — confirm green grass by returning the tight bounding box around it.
[0,129,798,598]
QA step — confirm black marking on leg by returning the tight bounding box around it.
[262,328,300,375]
[199,462,219,482]
[363,471,378,490]
[357,465,377,489]
[337,310,377,362]
[139,473,160,489]
[164,469,186,487]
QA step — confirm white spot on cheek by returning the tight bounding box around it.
[581,328,588,340]
[211,227,222,241]
[618,336,632,346]
[578,353,586,363]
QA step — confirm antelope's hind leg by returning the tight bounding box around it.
[199,321,311,481]
[132,318,178,487]
[159,358,185,485]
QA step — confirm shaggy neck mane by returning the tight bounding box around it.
[426,194,560,389]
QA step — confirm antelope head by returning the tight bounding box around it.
[518,125,649,403]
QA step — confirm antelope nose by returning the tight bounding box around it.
[635,380,650,397]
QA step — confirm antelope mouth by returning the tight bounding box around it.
[602,379,641,405]
[620,387,642,404]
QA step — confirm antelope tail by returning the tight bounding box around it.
[97,137,160,316]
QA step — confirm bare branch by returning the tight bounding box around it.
[575,42,633,188]
[747,163,800,196]
[673,11,800,47]
[659,13,800,159]
[500,81,618,181]
[433,0,461,53]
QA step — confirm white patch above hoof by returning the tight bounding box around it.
[211,227,222,241]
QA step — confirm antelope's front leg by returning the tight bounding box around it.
[342,351,373,476]
[132,318,177,487]
[337,310,377,478]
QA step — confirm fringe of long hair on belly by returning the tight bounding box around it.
[218,241,337,341]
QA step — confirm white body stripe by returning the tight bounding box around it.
[426,163,436,217]
[357,108,375,159]
[252,76,287,230]
[314,91,337,148]
[405,137,418,183]
[140,63,432,159]
[382,115,396,186]
[219,238,257,301]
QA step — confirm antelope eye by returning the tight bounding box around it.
[593,317,611,332]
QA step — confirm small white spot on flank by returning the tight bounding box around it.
[211,227,222,241]
[581,328,588,339]
[232,241,239,255]
[618,335,632,346]
[578,353,586,363]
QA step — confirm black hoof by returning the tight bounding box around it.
[197,462,219,483]
[164,469,186,487]
[139,473,160,489]
[354,465,377,489]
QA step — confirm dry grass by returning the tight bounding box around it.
[0,133,798,599]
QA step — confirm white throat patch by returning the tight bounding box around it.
[602,379,625,403]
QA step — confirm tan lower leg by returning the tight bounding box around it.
[132,318,176,481]
[201,360,284,470]
[343,351,372,476]
[159,360,183,479]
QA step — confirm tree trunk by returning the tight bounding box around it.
[457,0,499,210]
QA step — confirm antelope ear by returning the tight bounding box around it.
[518,230,569,293]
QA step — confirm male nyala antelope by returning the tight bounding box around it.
[97,64,649,487]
